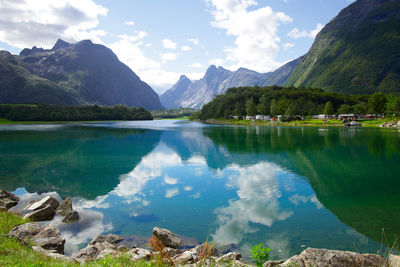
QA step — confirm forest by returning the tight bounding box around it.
[0,104,153,121]
[196,86,400,121]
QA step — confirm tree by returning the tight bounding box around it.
[338,104,353,114]
[324,101,334,115]
[385,94,400,116]
[234,102,245,116]
[246,98,257,116]
[270,99,277,116]
[368,92,387,115]
[257,94,269,115]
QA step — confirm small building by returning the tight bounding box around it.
[338,114,358,120]
[255,115,272,121]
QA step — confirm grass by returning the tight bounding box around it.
[0,211,166,266]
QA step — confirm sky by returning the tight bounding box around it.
[0,0,355,94]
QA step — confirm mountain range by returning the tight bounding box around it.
[161,0,400,109]
[160,57,301,109]
[0,39,163,110]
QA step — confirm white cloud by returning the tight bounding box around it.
[288,23,324,39]
[165,188,179,198]
[0,0,108,49]
[181,45,191,51]
[283,42,294,51]
[162,38,177,50]
[209,58,224,66]
[164,175,178,185]
[187,38,199,45]
[184,186,193,191]
[161,52,178,62]
[188,62,204,68]
[124,20,135,26]
[207,0,292,72]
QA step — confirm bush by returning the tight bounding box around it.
[250,243,270,267]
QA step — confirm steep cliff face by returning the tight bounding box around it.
[161,59,299,109]
[285,0,400,94]
[0,39,163,110]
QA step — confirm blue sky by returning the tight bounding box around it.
[0,0,354,94]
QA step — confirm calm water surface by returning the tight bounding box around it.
[0,120,399,258]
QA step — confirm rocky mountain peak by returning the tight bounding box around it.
[51,39,71,51]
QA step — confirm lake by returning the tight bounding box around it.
[0,120,399,259]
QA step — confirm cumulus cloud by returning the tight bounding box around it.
[209,58,224,66]
[161,52,178,62]
[207,0,292,72]
[187,38,199,45]
[283,42,294,51]
[124,20,135,26]
[188,62,204,68]
[162,38,178,50]
[288,23,324,39]
[211,162,293,245]
[0,0,108,48]
[181,45,192,51]
[165,188,179,198]
[164,175,178,185]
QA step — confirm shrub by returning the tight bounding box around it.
[250,243,270,267]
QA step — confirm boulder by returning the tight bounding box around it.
[129,247,153,261]
[97,248,119,259]
[32,246,72,261]
[279,248,384,267]
[25,196,59,211]
[62,211,79,224]
[217,252,243,262]
[263,260,285,267]
[389,254,400,267]
[23,204,58,221]
[89,234,123,246]
[56,197,73,216]
[0,190,19,211]
[8,223,65,254]
[23,196,59,221]
[152,227,183,249]
[73,245,100,263]
[173,250,196,264]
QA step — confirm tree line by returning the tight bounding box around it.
[196,86,400,121]
[0,104,153,121]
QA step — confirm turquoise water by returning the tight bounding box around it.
[1,120,399,258]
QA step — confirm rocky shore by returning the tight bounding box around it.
[1,190,399,266]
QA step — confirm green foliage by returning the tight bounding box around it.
[198,85,369,120]
[250,243,270,267]
[151,108,195,119]
[338,104,353,114]
[0,104,152,121]
[385,94,400,116]
[368,92,387,114]
[324,101,334,115]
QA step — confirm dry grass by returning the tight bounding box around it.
[198,237,216,262]
[148,235,175,266]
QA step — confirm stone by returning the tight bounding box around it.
[56,197,73,216]
[62,211,79,224]
[8,223,65,254]
[280,248,384,267]
[32,246,72,261]
[129,247,152,261]
[97,248,119,259]
[25,196,59,211]
[389,254,400,267]
[89,234,123,246]
[0,190,19,211]
[23,204,57,221]
[118,245,129,252]
[152,227,183,249]
[73,246,100,263]
[217,252,243,262]
[263,260,285,267]
[173,250,196,264]
[33,226,66,254]
[165,247,180,257]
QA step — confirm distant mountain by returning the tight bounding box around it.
[161,59,299,109]
[0,39,163,110]
[285,0,400,94]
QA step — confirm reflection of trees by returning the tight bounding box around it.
[0,126,161,199]
[204,126,400,248]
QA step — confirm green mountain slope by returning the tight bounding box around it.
[0,51,82,105]
[285,0,400,94]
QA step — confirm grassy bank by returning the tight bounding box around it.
[0,212,159,266]
[204,118,399,128]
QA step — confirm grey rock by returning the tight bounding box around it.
[118,245,129,252]
[217,252,243,262]
[25,196,59,211]
[33,246,72,261]
[56,197,73,216]
[89,234,123,246]
[279,247,384,267]
[8,223,65,254]
[23,204,57,221]
[129,247,152,261]
[173,250,196,264]
[153,227,183,249]
[61,211,79,224]
[97,248,119,259]
[0,190,19,211]
[263,260,285,267]
[73,246,100,263]
[389,254,400,267]
[165,247,180,257]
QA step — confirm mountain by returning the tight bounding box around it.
[285,0,400,94]
[0,39,163,110]
[161,59,299,109]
